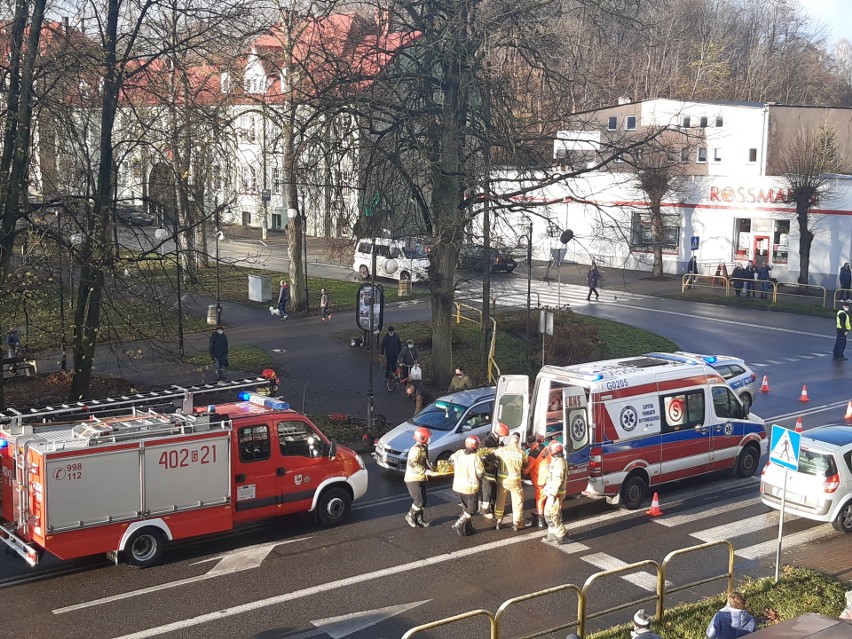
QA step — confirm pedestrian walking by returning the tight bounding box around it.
[450,435,485,536]
[404,427,432,528]
[406,381,432,416]
[586,262,601,301]
[744,260,756,298]
[6,325,20,359]
[756,262,772,299]
[542,440,568,544]
[398,338,419,381]
[686,254,699,290]
[380,325,402,380]
[523,435,549,528]
[277,280,290,319]
[493,431,529,531]
[706,591,756,639]
[209,325,229,380]
[320,287,332,321]
[448,366,473,392]
[478,423,507,518]
[632,609,665,639]
[833,301,851,360]
[840,262,852,294]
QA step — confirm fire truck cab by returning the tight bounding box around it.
[493,353,768,509]
[0,378,368,567]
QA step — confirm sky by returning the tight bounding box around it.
[798,0,852,45]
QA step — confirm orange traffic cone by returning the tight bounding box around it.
[795,417,803,433]
[646,492,664,517]
[845,401,852,421]
[760,375,770,393]
[799,385,810,403]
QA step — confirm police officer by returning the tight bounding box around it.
[494,431,528,531]
[834,301,851,360]
[404,427,432,527]
[478,423,508,517]
[523,434,549,528]
[450,435,484,536]
[543,440,568,544]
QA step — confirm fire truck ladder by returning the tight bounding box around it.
[0,376,272,433]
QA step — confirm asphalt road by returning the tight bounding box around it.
[3,241,850,639]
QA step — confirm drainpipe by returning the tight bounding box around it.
[760,104,770,177]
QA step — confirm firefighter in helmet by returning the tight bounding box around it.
[478,422,508,516]
[523,434,549,528]
[449,435,484,536]
[404,427,433,528]
[543,440,568,544]
[494,431,529,531]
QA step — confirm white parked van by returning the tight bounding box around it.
[352,238,429,282]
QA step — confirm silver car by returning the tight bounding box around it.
[760,424,852,533]
[374,387,496,471]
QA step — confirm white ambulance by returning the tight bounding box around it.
[493,353,768,509]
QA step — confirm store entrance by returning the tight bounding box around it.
[753,235,770,265]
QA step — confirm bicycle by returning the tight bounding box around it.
[386,362,413,392]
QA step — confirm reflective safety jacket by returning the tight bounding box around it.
[495,442,527,486]
[524,442,550,487]
[451,449,484,495]
[404,443,429,482]
[838,310,851,331]
[543,455,567,498]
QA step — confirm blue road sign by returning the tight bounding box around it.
[769,424,801,471]
[690,236,700,251]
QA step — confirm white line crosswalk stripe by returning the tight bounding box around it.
[652,499,753,528]
[735,525,842,560]
[692,512,779,544]
[581,552,670,591]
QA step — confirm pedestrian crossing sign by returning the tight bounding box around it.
[769,424,800,471]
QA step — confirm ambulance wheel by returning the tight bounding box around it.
[124,528,165,568]
[734,445,760,478]
[620,475,647,510]
[317,486,352,526]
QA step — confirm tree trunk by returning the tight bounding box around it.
[284,102,305,312]
[430,242,457,392]
[650,203,664,279]
[796,202,813,287]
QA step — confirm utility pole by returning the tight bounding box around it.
[526,222,532,342]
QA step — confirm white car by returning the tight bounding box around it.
[352,238,429,283]
[760,424,852,533]
[647,352,757,412]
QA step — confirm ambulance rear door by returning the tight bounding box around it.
[562,387,591,496]
[492,375,529,440]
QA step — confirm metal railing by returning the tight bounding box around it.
[684,274,828,308]
[403,540,736,638]
[833,288,852,308]
[681,273,728,294]
[455,301,500,384]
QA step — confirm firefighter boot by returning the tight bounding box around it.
[494,517,504,531]
[513,519,528,532]
[405,507,418,528]
[536,513,546,529]
[416,510,431,528]
[452,514,468,537]
[464,516,476,536]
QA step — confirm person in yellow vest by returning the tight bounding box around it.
[543,440,568,544]
[833,301,851,360]
[494,431,529,531]
[450,435,485,536]
[404,427,432,528]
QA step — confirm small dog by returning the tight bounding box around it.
[269,306,281,316]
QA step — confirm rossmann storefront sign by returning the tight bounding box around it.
[709,185,795,205]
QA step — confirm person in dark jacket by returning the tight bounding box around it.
[686,255,699,290]
[756,262,772,299]
[744,260,756,298]
[839,262,852,294]
[406,381,432,417]
[731,264,745,297]
[586,262,601,301]
[398,339,419,381]
[209,326,229,380]
[380,325,402,379]
[277,280,290,318]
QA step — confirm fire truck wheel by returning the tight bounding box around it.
[316,486,352,526]
[124,528,165,568]
[620,475,647,510]
[734,445,760,478]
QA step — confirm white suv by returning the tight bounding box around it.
[760,424,852,533]
[352,238,429,282]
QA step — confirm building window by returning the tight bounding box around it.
[748,148,757,163]
[625,115,636,130]
[607,116,617,131]
[697,147,707,163]
[682,116,691,128]
[715,116,723,127]
[680,148,690,163]
[699,116,708,128]
[631,211,681,250]
[773,219,790,264]
[713,148,722,162]
[241,165,257,192]
[272,167,282,194]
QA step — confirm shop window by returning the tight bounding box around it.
[748,148,757,163]
[773,219,790,264]
[607,116,617,131]
[734,218,751,260]
[631,211,681,251]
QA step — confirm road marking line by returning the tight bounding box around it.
[766,360,784,365]
[782,358,800,362]
[799,355,815,359]
[581,552,668,591]
[767,400,851,422]
[692,513,778,543]
[811,352,830,357]
[651,498,752,528]
[735,526,842,560]
[541,539,590,555]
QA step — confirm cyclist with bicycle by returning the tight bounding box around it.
[380,325,401,380]
[397,338,419,382]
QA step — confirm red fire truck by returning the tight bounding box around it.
[0,378,368,567]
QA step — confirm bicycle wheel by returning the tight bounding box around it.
[386,373,399,392]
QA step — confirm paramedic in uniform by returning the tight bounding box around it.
[523,434,549,528]
[542,440,568,544]
[450,435,484,536]
[493,431,529,531]
[404,427,432,528]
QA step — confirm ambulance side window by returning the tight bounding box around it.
[238,425,271,462]
[712,387,743,419]
[660,391,705,432]
[277,420,319,457]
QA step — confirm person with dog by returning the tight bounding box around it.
[277,279,290,318]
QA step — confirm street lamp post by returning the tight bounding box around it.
[215,228,224,325]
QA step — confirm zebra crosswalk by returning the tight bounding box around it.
[455,278,648,310]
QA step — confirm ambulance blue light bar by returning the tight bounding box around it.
[0,438,7,449]
[645,352,703,365]
[237,392,290,411]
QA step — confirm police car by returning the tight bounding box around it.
[646,352,757,412]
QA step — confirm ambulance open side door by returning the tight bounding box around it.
[492,375,529,440]
[562,387,591,496]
